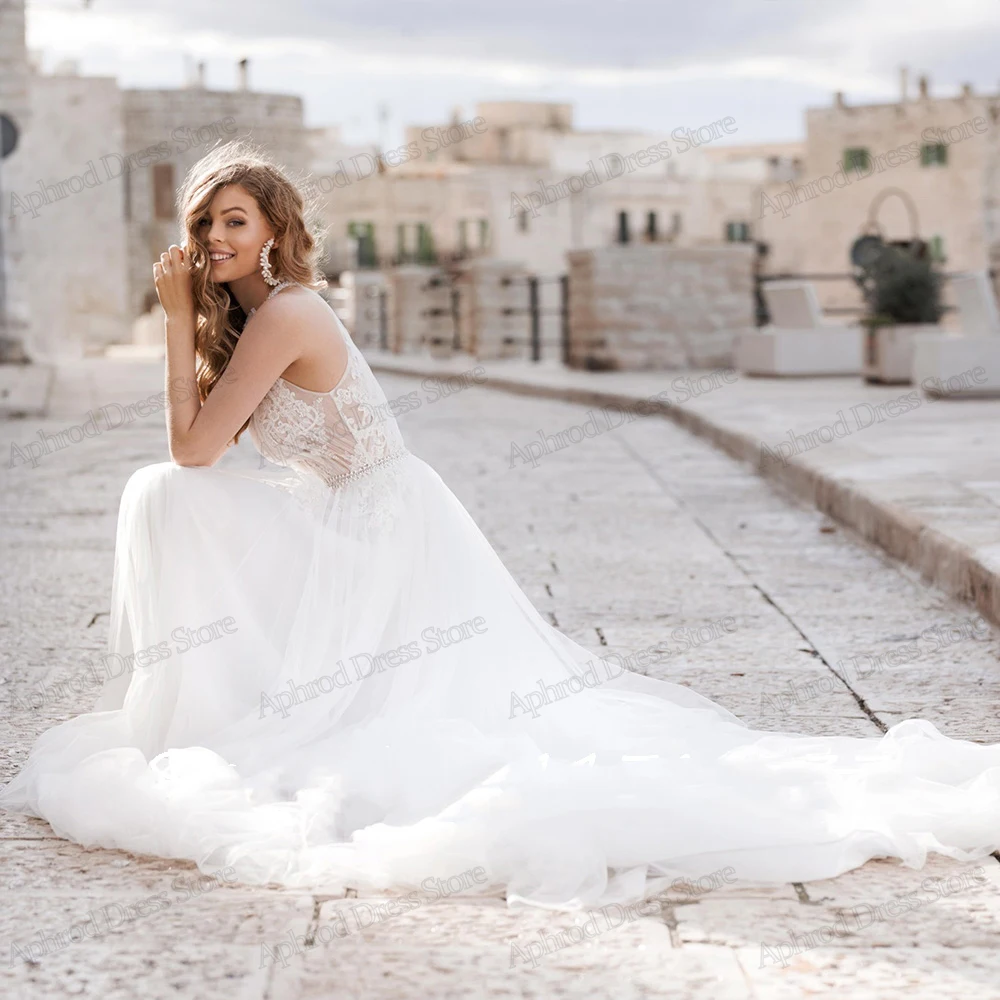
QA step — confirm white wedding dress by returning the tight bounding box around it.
[3,288,1000,910]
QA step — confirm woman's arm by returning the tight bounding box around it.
[153,245,307,468]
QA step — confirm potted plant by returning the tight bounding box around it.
[860,244,944,384]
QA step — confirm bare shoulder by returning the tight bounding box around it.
[246,286,337,346]
[255,285,332,324]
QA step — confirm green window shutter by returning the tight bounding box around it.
[348,222,377,268]
[416,223,436,264]
[921,143,947,166]
[844,147,870,173]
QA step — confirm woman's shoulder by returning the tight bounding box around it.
[260,283,330,318]
[249,284,349,376]
[248,285,336,337]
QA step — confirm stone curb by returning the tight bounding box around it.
[370,357,1000,629]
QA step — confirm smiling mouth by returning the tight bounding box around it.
[209,252,235,263]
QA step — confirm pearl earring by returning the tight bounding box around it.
[259,238,279,286]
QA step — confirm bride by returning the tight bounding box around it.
[3,141,999,911]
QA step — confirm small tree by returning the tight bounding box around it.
[862,244,943,326]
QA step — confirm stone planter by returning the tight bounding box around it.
[863,323,941,384]
[911,332,1000,397]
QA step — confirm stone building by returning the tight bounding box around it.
[123,72,307,321]
[778,75,1000,313]
[0,0,308,360]
[319,101,800,280]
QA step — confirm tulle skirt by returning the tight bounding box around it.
[3,454,1000,909]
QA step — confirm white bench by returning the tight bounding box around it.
[736,280,861,376]
[912,271,1000,397]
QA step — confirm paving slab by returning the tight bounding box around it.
[3,357,1000,999]
[367,351,1000,631]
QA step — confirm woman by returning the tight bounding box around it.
[3,141,999,911]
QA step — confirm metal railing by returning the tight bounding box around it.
[500,274,569,363]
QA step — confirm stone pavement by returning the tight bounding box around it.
[367,351,1000,632]
[2,357,1000,999]
[0,363,52,420]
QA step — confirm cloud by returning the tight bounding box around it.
[22,0,1000,142]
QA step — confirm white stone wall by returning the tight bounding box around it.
[566,244,754,370]
[0,0,31,358]
[11,71,129,359]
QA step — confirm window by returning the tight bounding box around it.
[843,147,871,173]
[725,221,751,242]
[670,212,682,237]
[348,221,377,268]
[921,143,948,166]
[152,163,175,220]
[396,222,409,261]
[517,208,529,233]
[645,211,658,242]
[929,235,946,262]
[616,211,630,244]
[457,219,469,254]
[478,218,490,249]
[416,222,436,264]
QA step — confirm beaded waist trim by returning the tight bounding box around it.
[323,450,408,489]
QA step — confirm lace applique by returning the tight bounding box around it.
[246,304,410,532]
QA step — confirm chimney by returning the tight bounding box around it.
[196,61,206,88]
[899,65,908,102]
[918,75,929,99]
[834,91,846,109]
[961,82,973,98]
[237,58,249,91]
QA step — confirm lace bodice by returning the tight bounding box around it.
[247,288,408,492]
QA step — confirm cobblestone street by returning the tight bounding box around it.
[2,360,1000,1000]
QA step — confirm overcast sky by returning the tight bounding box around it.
[21,0,1000,147]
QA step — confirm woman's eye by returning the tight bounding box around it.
[197,218,209,227]
[227,219,245,227]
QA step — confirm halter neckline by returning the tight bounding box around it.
[247,281,299,318]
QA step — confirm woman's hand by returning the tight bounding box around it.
[153,245,195,321]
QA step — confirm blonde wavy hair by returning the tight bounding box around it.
[177,140,327,433]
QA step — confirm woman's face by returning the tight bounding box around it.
[195,183,274,284]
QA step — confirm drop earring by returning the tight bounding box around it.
[259,238,279,286]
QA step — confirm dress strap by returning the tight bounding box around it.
[266,280,299,301]
[247,281,299,319]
